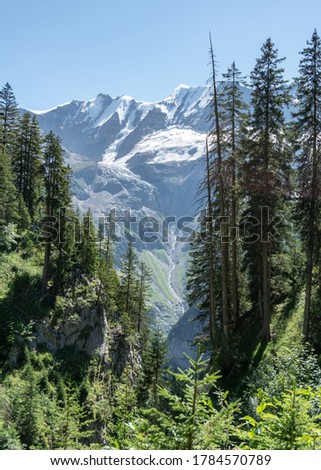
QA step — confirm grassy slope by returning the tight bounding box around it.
[139,250,182,330]
[222,295,305,396]
[0,251,42,300]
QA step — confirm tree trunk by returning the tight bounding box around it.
[205,139,216,348]
[303,249,313,341]
[303,208,315,341]
[261,242,270,342]
[231,70,239,327]
[42,241,51,295]
[303,60,318,341]
[209,34,230,341]
[231,198,239,327]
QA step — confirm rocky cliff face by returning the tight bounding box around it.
[32,281,140,378]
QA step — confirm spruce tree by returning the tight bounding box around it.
[41,131,72,294]
[136,261,151,336]
[140,326,168,404]
[186,208,214,346]
[118,241,139,328]
[208,34,230,342]
[293,30,321,341]
[221,62,248,327]
[0,82,19,157]
[241,38,291,342]
[97,213,118,315]
[0,83,20,250]
[13,113,43,220]
[78,208,98,278]
[0,145,20,251]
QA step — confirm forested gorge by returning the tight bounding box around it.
[2,32,321,450]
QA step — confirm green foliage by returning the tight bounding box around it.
[241,38,292,341]
[0,82,19,156]
[84,359,113,445]
[293,30,321,342]
[78,208,98,278]
[0,148,20,248]
[12,112,43,220]
[117,243,151,338]
[135,349,239,450]
[41,131,73,295]
[139,326,168,404]
[98,234,118,316]
[0,253,43,364]
[240,385,321,449]
[244,343,321,411]
[0,352,93,449]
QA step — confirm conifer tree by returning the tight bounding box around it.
[221,62,248,327]
[78,208,98,278]
[0,145,20,251]
[293,30,321,341]
[0,84,20,250]
[41,131,72,294]
[54,384,92,450]
[208,34,230,342]
[241,38,291,342]
[97,213,119,315]
[0,82,19,157]
[118,241,139,327]
[140,326,168,403]
[186,208,214,346]
[187,50,248,353]
[9,360,43,448]
[136,261,151,336]
[54,207,79,295]
[13,113,43,220]
[157,348,237,450]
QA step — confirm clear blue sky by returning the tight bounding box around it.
[2,0,320,109]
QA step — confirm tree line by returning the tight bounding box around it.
[0,83,171,448]
[187,30,321,371]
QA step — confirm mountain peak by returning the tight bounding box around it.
[175,83,190,91]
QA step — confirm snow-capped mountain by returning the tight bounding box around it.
[32,84,210,162]
[29,85,216,329]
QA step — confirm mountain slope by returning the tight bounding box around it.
[28,84,223,329]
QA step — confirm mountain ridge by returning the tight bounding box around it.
[22,84,238,332]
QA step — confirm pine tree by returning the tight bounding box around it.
[9,360,44,448]
[118,241,139,327]
[241,385,321,449]
[0,82,19,157]
[41,131,72,294]
[293,30,321,341]
[0,145,20,251]
[13,113,43,220]
[208,34,230,342]
[135,261,151,336]
[0,84,20,250]
[221,62,248,327]
[140,326,168,404]
[53,383,92,450]
[78,208,98,278]
[156,347,238,450]
[186,208,214,346]
[54,207,79,295]
[97,213,119,315]
[241,38,291,342]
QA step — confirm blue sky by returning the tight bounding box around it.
[2,0,320,109]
